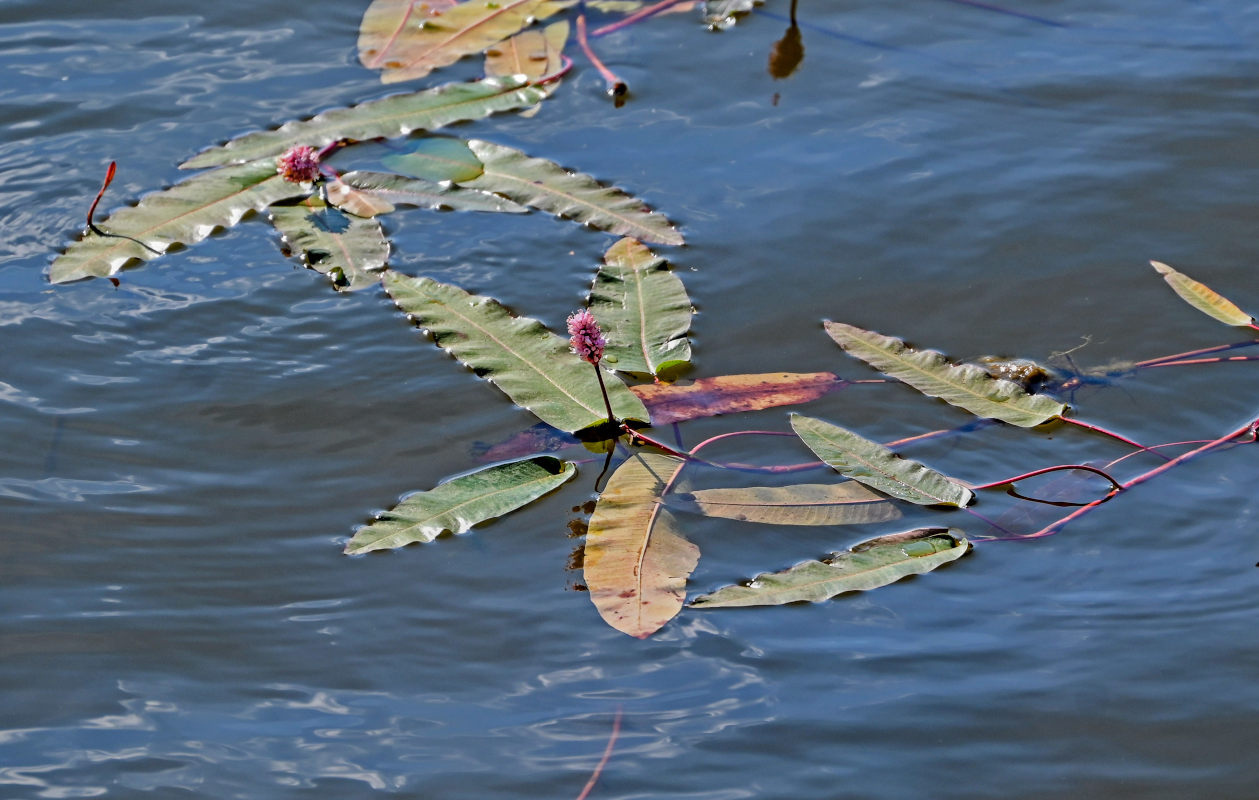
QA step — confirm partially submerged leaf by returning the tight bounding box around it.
[344,456,576,554]
[589,238,692,375]
[182,76,551,169]
[50,159,306,284]
[690,527,968,607]
[484,20,569,81]
[823,321,1067,427]
[341,171,527,213]
[326,178,397,217]
[584,452,699,638]
[384,272,649,432]
[269,195,389,291]
[670,482,901,526]
[462,139,685,246]
[632,372,843,425]
[703,0,760,29]
[790,414,974,507]
[383,138,485,183]
[1151,260,1254,328]
[359,0,574,84]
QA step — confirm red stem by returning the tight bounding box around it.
[87,161,116,233]
[1140,355,1259,368]
[590,0,689,37]
[574,707,622,800]
[1134,341,1256,367]
[968,463,1122,493]
[1057,416,1170,461]
[576,14,627,97]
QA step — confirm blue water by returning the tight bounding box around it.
[3,0,1259,797]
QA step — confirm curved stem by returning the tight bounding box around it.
[574,706,622,800]
[969,463,1122,493]
[576,14,627,98]
[534,54,574,85]
[1058,416,1171,461]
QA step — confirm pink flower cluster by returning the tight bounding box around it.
[567,309,606,364]
[276,145,321,184]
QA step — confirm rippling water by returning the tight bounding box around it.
[3,1,1259,798]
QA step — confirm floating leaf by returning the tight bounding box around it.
[584,452,698,638]
[690,527,968,607]
[485,20,568,82]
[344,456,576,554]
[823,321,1067,427]
[633,372,842,425]
[358,0,458,79]
[269,196,389,291]
[585,0,643,11]
[182,76,551,170]
[589,238,692,375]
[1151,261,1254,328]
[325,178,397,217]
[383,137,485,183]
[461,139,684,246]
[50,159,306,284]
[341,171,527,213]
[703,0,760,29]
[790,414,974,507]
[671,482,900,526]
[359,0,574,84]
[384,272,649,432]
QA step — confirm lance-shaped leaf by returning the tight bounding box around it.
[50,159,306,284]
[325,178,397,217]
[269,196,389,291]
[182,76,551,170]
[584,452,698,638]
[340,171,527,213]
[690,527,968,607]
[588,237,692,375]
[1151,261,1254,328]
[358,0,458,74]
[670,482,901,526]
[485,20,569,81]
[384,272,649,432]
[344,456,576,554]
[633,372,842,425]
[360,0,574,84]
[790,414,974,507]
[461,140,684,246]
[383,138,486,183]
[823,321,1067,427]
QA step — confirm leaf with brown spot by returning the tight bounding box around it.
[485,20,568,81]
[631,372,843,425]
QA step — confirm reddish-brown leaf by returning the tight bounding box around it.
[631,372,843,425]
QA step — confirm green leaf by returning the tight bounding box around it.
[181,76,552,170]
[690,527,968,607]
[1151,260,1255,328]
[823,321,1067,427]
[383,138,485,183]
[268,196,389,291]
[50,159,306,284]
[326,178,397,217]
[383,272,649,432]
[359,0,574,84]
[344,456,576,554]
[631,372,842,425]
[790,414,974,507]
[584,452,699,638]
[670,482,901,526]
[340,171,527,213]
[462,140,685,246]
[589,238,692,375]
[484,20,569,82]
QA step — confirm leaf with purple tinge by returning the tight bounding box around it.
[634,372,843,425]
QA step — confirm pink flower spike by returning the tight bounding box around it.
[567,309,606,364]
[276,145,321,184]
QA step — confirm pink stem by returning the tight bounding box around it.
[576,14,627,96]
[574,707,623,800]
[968,463,1122,493]
[590,0,689,37]
[534,54,574,85]
[1140,355,1259,368]
[1057,416,1170,461]
[1134,341,1256,367]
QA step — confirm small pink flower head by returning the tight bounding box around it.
[276,145,321,184]
[567,309,606,364]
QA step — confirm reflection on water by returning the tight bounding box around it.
[4,0,1259,798]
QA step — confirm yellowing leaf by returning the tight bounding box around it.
[584,453,698,638]
[670,482,901,526]
[632,372,841,425]
[1151,260,1254,328]
[484,20,568,81]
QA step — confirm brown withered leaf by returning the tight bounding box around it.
[632,372,843,426]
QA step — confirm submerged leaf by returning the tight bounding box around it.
[383,138,485,183]
[790,414,974,507]
[50,159,306,284]
[633,372,842,425]
[326,178,397,217]
[462,140,685,246]
[1151,260,1254,328]
[341,171,527,213]
[484,20,569,82]
[360,0,574,84]
[589,238,692,375]
[182,76,551,169]
[344,456,576,554]
[384,272,649,432]
[584,452,698,638]
[670,482,900,526]
[823,321,1067,427]
[690,527,968,607]
[269,196,389,291]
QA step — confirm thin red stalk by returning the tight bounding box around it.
[690,429,797,455]
[1140,355,1259,368]
[1134,341,1255,367]
[576,14,627,96]
[534,54,575,85]
[574,707,623,800]
[87,161,116,234]
[1103,439,1210,470]
[1057,416,1170,461]
[590,0,688,36]
[968,464,1122,493]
